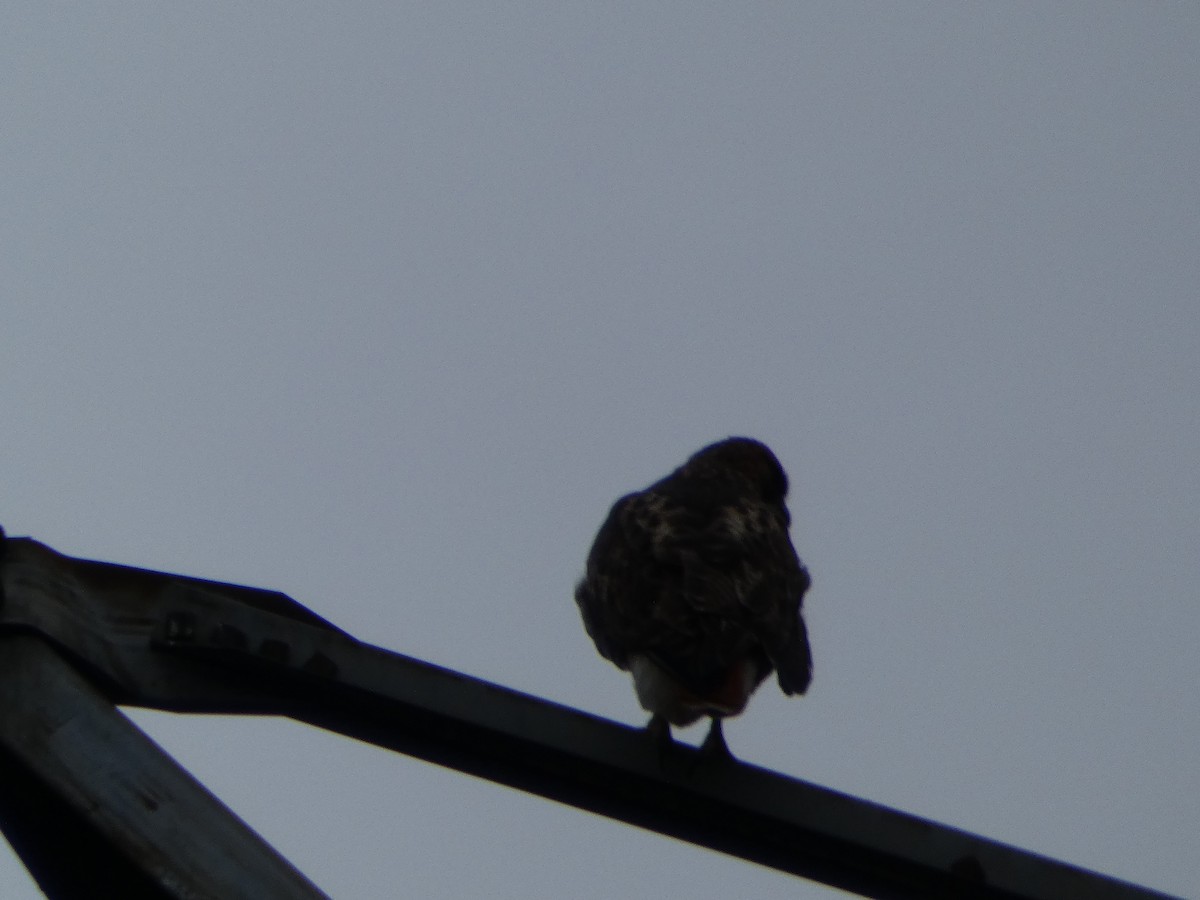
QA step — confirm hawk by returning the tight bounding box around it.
[575,437,812,758]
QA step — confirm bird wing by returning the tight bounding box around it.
[655,490,812,695]
[574,490,653,670]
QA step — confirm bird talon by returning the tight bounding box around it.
[699,718,735,763]
[646,715,677,769]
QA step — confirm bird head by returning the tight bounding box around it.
[681,437,790,505]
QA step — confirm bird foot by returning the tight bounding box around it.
[698,718,735,764]
[646,715,678,770]
[647,716,735,773]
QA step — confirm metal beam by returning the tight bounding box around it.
[0,534,1180,900]
[0,636,329,900]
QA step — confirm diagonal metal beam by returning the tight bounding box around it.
[0,635,329,900]
[0,534,1180,900]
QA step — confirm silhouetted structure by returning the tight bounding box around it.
[0,530,1177,899]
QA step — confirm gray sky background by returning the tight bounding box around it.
[2,5,1197,898]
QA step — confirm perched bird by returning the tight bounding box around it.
[575,437,811,758]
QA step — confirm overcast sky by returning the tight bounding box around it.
[2,5,1197,899]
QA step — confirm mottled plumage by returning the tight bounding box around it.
[575,437,811,753]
